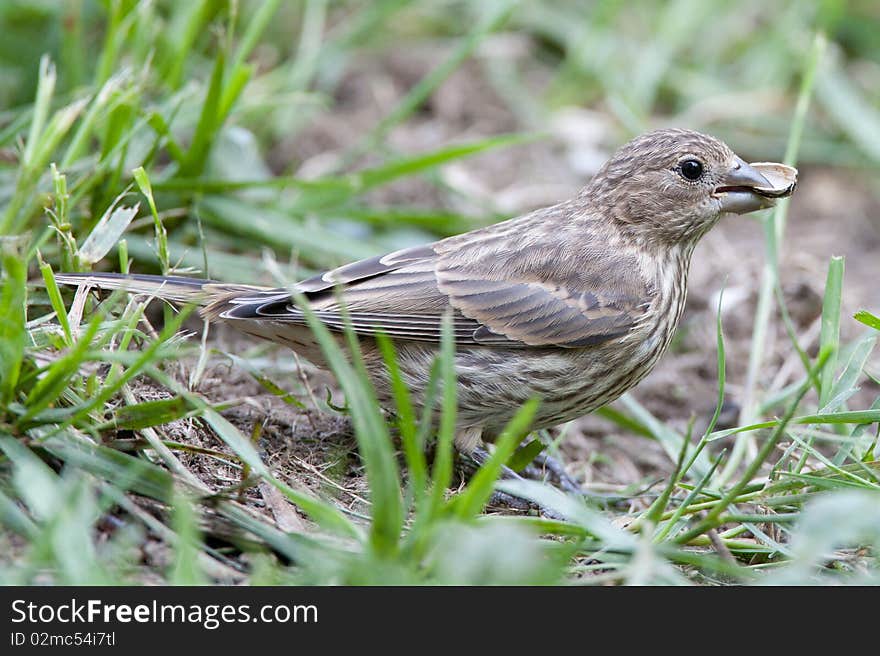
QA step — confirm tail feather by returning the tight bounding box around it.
[53,272,215,304]
[53,272,336,367]
[53,272,271,310]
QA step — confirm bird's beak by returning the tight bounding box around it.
[713,157,798,214]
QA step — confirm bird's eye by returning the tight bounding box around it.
[679,159,703,181]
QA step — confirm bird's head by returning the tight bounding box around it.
[584,128,797,248]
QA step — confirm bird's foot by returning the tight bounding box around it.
[518,451,584,495]
[485,488,536,513]
[463,448,568,520]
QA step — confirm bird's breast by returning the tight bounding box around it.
[520,252,692,429]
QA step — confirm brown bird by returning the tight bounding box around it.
[57,129,796,463]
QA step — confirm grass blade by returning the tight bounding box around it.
[289,285,403,555]
[818,256,845,407]
[453,399,539,519]
[0,236,28,405]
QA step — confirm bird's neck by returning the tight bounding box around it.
[636,240,694,361]
[636,238,697,313]
[657,239,697,286]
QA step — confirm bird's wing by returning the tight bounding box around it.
[432,218,650,347]
[434,262,646,347]
[210,242,476,341]
[216,213,650,348]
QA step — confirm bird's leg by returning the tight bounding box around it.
[519,450,584,495]
[459,444,567,520]
[457,424,583,494]
[465,446,535,512]
[452,427,530,504]
[453,428,542,512]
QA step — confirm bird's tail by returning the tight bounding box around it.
[53,272,215,304]
[53,272,271,314]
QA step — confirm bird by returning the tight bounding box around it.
[56,128,796,467]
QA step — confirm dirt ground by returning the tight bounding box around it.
[136,43,880,531]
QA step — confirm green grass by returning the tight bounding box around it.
[0,0,878,585]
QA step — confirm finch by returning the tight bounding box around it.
[57,128,797,455]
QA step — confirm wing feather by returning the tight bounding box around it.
[216,207,650,348]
